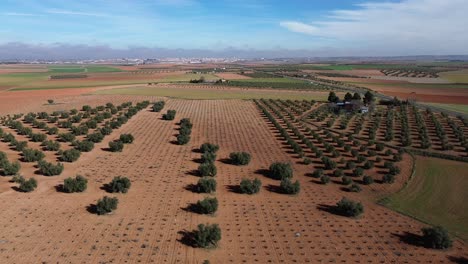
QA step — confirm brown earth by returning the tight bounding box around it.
[0,94,466,263]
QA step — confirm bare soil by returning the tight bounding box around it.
[0,95,466,263]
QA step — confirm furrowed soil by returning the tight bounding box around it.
[0,96,466,263]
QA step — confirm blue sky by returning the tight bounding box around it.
[0,0,467,58]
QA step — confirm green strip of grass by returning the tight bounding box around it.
[426,103,468,115]
[94,86,330,100]
[383,157,468,240]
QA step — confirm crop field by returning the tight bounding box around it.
[0,94,466,263]
[0,63,466,263]
[440,69,468,83]
[383,156,468,240]
[306,104,468,160]
[94,84,341,101]
[426,103,468,115]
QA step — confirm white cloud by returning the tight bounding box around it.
[279,21,319,35]
[2,12,42,17]
[280,0,468,55]
[45,9,110,17]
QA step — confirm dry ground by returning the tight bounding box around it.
[0,93,466,263]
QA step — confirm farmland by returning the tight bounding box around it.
[383,157,468,240]
[0,62,466,263]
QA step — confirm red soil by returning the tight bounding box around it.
[0,96,465,263]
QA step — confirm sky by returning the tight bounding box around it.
[0,0,467,59]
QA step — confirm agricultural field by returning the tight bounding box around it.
[383,156,468,240]
[0,63,466,263]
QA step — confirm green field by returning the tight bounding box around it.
[48,67,86,73]
[383,157,468,240]
[426,103,468,115]
[159,73,219,82]
[439,70,468,83]
[48,65,121,73]
[94,86,331,100]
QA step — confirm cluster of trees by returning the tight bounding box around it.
[327,91,371,104]
[268,162,300,194]
[152,101,165,112]
[177,118,192,145]
[414,107,431,149]
[13,176,37,192]
[108,133,134,152]
[428,111,453,151]
[0,151,21,175]
[198,143,218,177]
[189,76,206,83]
[37,160,64,176]
[163,110,176,121]
[400,106,412,147]
[239,178,261,194]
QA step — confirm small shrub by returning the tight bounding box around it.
[177,133,191,145]
[31,133,47,142]
[197,177,217,193]
[333,169,343,177]
[163,110,176,120]
[198,163,217,177]
[119,134,134,144]
[37,160,64,176]
[201,152,217,164]
[269,162,293,180]
[22,148,45,162]
[152,101,165,112]
[95,196,118,215]
[59,133,76,142]
[320,175,330,184]
[100,126,113,135]
[87,132,104,143]
[13,140,28,151]
[336,197,364,217]
[47,127,59,135]
[239,178,261,194]
[47,99,54,104]
[349,183,362,192]
[200,143,219,153]
[109,140,124,152]
[362,175,374,185]
[342,176,353,185]
[2,161,21,175]
[42,140,60,151]
[193,223,221,248]
[108,176,131,193]
[61,149,81,162]
[353,167,364,177]
[312,169,323,178]
[63,175,88,193]
[303,158,312,165]
[421,226,453,249]
[75,140,94,152]
[382,174,395,184]
[280,178,300,194]
[196,197,218,214]
[229,152,251,166]
[19,178,37,192]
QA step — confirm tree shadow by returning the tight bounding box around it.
[264,184,283,194]
[184,184,200,193]
[86,204,98,214]
[54,184,65,192]
[192,158,203,164]
[170,140,179,145]
[254,169,270,178]
[11,186,26,192]
[219,158,232,165]
[226,185,242,194]
[392,232,424,247]
[316,204,345,216]
[99,184,113,193]
[447,256,468,264]
[181,203,203,214]
[192,148,202,154]
[177,230,197,247]
[186,169,200,177]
